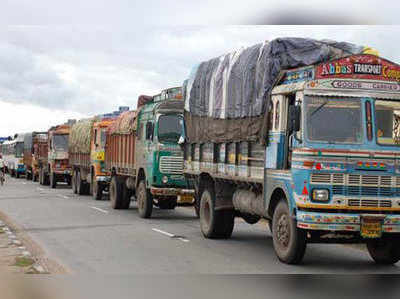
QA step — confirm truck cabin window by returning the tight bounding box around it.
[375,100,400,146]
[53,134,69,151]
[305,97,362,144]
[15,142,24,158]
[158,115,183,143]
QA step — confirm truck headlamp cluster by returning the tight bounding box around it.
[162,176,168,184]
[311,189,330,202]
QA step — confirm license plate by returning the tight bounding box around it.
[361,217,383,238]
[178,195,194,204]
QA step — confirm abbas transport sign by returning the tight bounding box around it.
[316,54,400,82]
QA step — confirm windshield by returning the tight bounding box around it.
[53,134,69,151]
[375,100,400,146]
[15,142,24,158]
[157,114,183,143]
[305,96,363,144]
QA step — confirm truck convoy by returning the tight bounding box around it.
[39,123,72,188]
[183,38,400,265]
[24,132,47,181]
[69,118,114,199]
[1,134,25,178]
[105,87,194,218]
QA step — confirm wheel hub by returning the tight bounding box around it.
[277,214,290,247]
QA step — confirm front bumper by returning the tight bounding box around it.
[53,169,71,175]
[297,211,400,233]
[17,165,26,174]
[150,187,194,197]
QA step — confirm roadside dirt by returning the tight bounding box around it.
[0,209,68,274]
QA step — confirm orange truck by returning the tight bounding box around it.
[39,123,73,188]
[69,118,114,199]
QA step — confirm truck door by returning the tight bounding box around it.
[265,95,287,170]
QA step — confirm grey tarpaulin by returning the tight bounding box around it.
[184,37,364,143]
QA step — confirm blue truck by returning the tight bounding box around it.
[183,38,400,264]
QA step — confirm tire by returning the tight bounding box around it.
[137,180,153,218]
[367,237,400,265]
[272,200,306,264]
[50,172,57,189]
[92,178,103,201]
[77,171,85,195]
[199,183,235,239]
[110,176,123,209]
[72,170,78,194]
[16,172,20,179]
[26,172,30,180]
[39,169,43,185]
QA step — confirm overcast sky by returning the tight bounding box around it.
[1,1,400,136]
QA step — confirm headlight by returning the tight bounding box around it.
[162,176,168,184]
[312,189,329,202]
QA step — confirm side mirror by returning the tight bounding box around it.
[289,105,301,132]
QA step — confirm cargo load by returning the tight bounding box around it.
[69,118,98,154]
[184,37,364,143]
[108,111,137,135]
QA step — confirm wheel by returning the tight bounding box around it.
[367,237,400,265]
[32,172,37,182]
[272,200,306,264]
[199,182,234,239]
[110,176,124,209]
[77,171,85,195]
[50,172,57,189]
[92,178,103,200]
[137,180,153,218]
[26,172,30,180]
[39,169,43,185]
[72,170,78,194]
[66,176,72,186]
[16,172,20,179]
[121,183,132,209]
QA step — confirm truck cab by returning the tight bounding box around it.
[134,87,194,216]
[47,125,72,188]
[2,134,25,178]
[91,119,114,199]
[266,54,400,263]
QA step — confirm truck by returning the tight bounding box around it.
[24,132,47,181]
[105,88,194,218]
[70,118,114,199]
[39,123,72,188]
[1,134,26,178]
[183,37,400,265]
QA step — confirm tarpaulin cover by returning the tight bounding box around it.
[184,37,364,143]
[69,118,97,154]
[108,111,137,135]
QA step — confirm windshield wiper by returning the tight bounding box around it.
[310,100,329,118]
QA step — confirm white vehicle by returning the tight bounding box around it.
[1,134,26,178]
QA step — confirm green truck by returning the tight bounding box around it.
[105,87,194,218]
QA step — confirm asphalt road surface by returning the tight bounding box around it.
[0,176,399,274]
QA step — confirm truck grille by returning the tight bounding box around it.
[347,199,392,208]
[311,173,400,198]
[159,156,183,174]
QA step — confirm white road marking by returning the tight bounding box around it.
[91,207,109,214]
[63,196,69,199]
[152,228,175,237]
[152,228,189,242]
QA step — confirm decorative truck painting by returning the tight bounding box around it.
[39,124,73,188]
[105,88,194,218]
[183,37,400,265]
[70,118,115,199]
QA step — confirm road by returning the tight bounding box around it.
[0,176,399,274]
